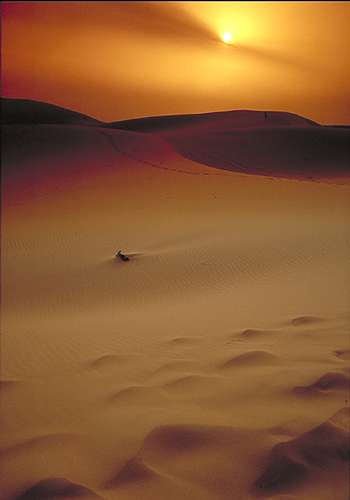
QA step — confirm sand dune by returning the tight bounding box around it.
[105,108,320,133]
[1,99,349,500]
[156,126,350,180]
[102,408,349,500]
[102,106,349,181]
[292,372,350,395]
[252,407,349,498]
[14,478,106,500]
[3,97,349,181]
[2,97,103,126]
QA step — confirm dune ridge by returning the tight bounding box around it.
[1,98,349,500]
[100,408,349,499]
[251,407,349,498]
[104,108,320,132]
[1,97,103,126]
[2,97,349,181]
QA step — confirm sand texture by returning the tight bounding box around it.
[1,98,349,500]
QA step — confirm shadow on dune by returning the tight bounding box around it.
[105,108,319,133]
[12,477,105,500]
[292,372,349,396]
[251,407,349,497]
[2,98,349,182]
[104,108,349,181]
[101,408,349,498]
[1,98,103,126]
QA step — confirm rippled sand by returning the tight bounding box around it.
[1,101,349,500]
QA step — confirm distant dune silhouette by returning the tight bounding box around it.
[1,97,103,126]
[2,97,319,129]
[2,97,349,181]
[104,108,320,133]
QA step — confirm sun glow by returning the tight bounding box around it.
[222,32,232,43]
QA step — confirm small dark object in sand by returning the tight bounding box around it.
[117,250,129,261]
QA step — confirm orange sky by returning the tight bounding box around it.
[1,1,350,124]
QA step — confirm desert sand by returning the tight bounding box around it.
[1,98,349,500]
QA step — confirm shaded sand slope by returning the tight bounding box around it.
[3,98,349,180]
[1,102,349,500]
[156,125,350,180]
[104,107,349,181]
[106,108,319,132]
[1,97,103,126]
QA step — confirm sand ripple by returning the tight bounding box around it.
[2,218,348,318]
[2,110,349,500]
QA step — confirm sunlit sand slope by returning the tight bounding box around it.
[1,99,349,500]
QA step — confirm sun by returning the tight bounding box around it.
[222,32,232,43]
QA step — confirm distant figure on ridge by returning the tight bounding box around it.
[117,250,129,261]
[264,112,267,120]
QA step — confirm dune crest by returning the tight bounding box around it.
[2,98,349,181]
[1,98,103,126]
[251,408,349,497]
[292,372,349,396]
[101,410,349,499]
[105,108,320,133]
[221,350,280,370]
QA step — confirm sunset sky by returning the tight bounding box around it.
[1,1,350,124]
